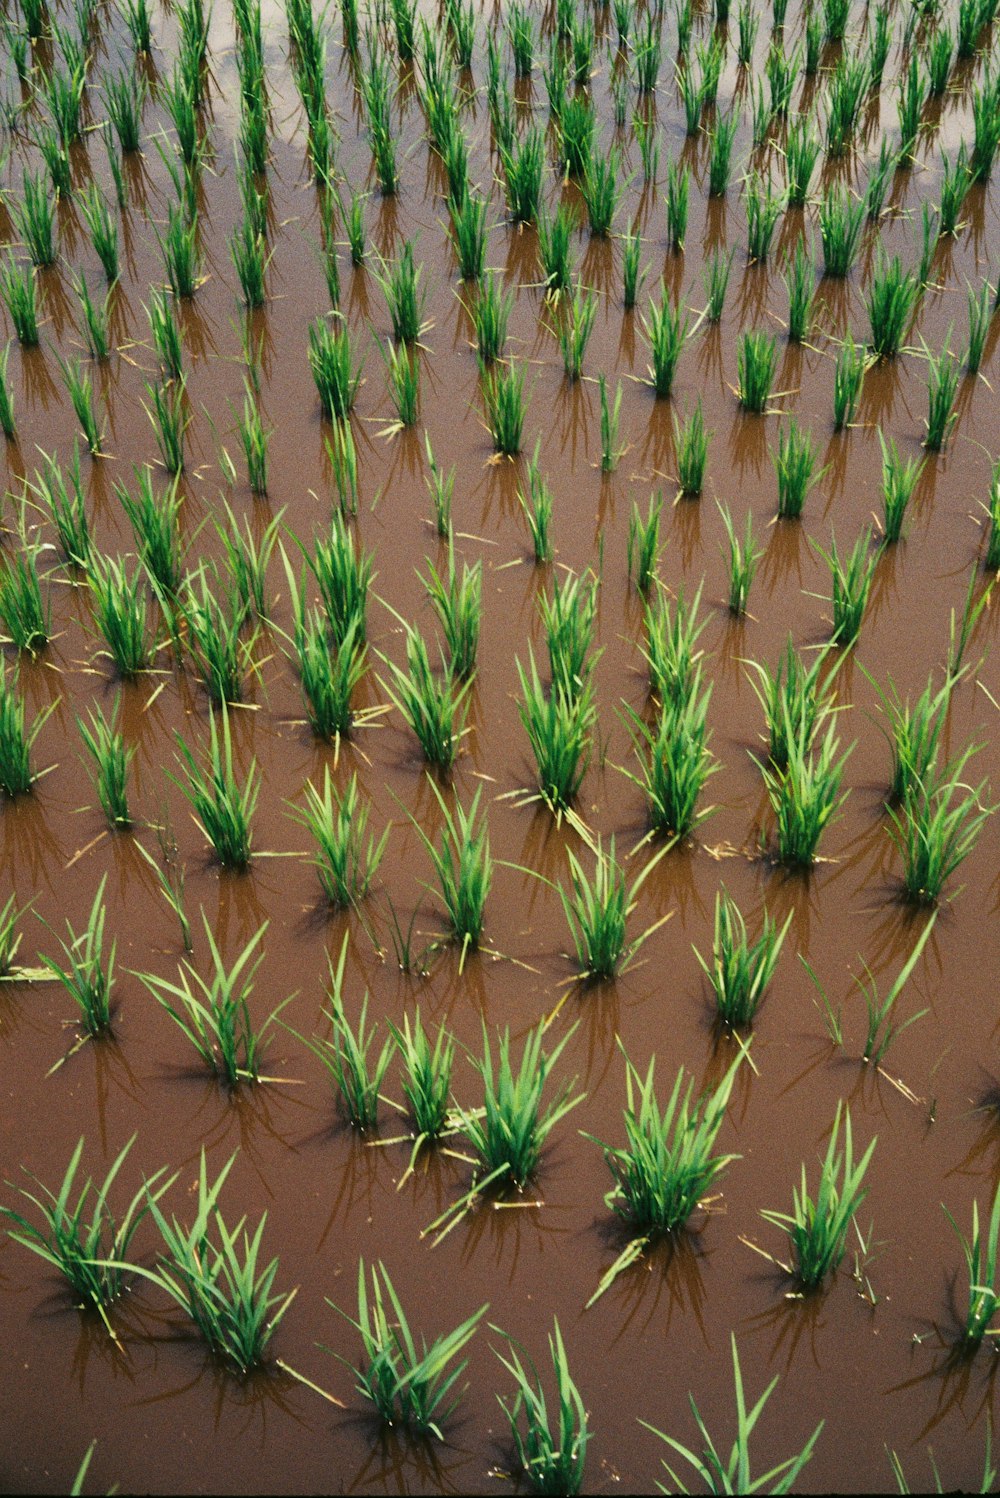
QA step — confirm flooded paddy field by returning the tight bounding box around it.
[3,0,1000,1490]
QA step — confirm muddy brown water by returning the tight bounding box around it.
[3,1,1000,1492]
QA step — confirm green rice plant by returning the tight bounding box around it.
[708,112,739,199]
[378,241,426,345]
[916,200,939,289]
[783,238,816,343]
[79,186,119,285]
[887,748,993,904]
[815,528,877,644]
[58,356,103,456]
[423,435,454,538]
[291,769,386,908]
[600,375,625,473]
[819,184,865,278]
[291,597,366,740]
[959,0,984,54]
[677,58,703,135]
[947,566,994,684]
[540,570,598,700]
[144,377,190,474]
[291,936,393,1128]
[171,707,259,869]
[508,1,534,74]
[408,779,491,965]
[13,170,56,267]
[833,332,866,430]
[718,501,763,615]
[669,401,707,497]
[635,13,662,94]
[583,1050,742,1303]
[664,157,690,254]
[519,445,554,563]
[944,1182,1000,1345]
[984,460,1000,570]
[19,0,47,42]
[446,0,475,66]
[865,135,895,222]
[745,636,833,770]
[867,253,920,359]
[736,330,778,413]
[492,1319,589,1497]
[420,541,481,681]
[116,466,184,598]
[643,583,707,705]
[343,190,366,266]
[0,545,49,652]
[502,128,545,225]
[138,916,290,1087]
[386,1010,456,1169]
[182,566,252,707]
[757,716,853,865]
[377,624,471,771]
[147,290,183,380]
[966,279,992,374]
[878,432,924,544]
[642,1333,822,1492]
[737,0,759,61]
[674,0,693,54]
[557,282,597,382]
[772,420,823,520]
[749,77,774,149]
[88,556,153,675]
[695,888,792,1030]
[0,1137,173,1342]
[481,361,527,456]
[765,38,798,115]
[702,247,733,322]
[628,493,663,595]
[971,75,1000,183]
[516,650,595,813]
[853,914,936,1065]
[34,445,89,568]
[0,892,29,976]
[869,8,893,88]
[309,319,361,418]
[448,192,488,282]
[633,113,661,185]
[77,699,133,829]
[621,673,718,838]
[863,668,950,806]
[549,836,666,981]
[230,219,270,309]
[306,512,372,646]
[470,270,512,363]
[582,149,623,238]
[103,69,146,153]
[0,256,39,346]
[622,231,646,312]
[158,203,199,299]
[329,1259,486,1436]
[380,340,420,428]
[744,174,784,267]
[40,876,116,1036]
[537,203,576,297]
[0,345,15,442]
[234,385,271,494]
[570,14,595,83]
[641,286,690,398]
[923,337,961,452]
[938,145,971,237]
[826,53,868,157]
[135,1150,296,1371]
[761,1101,875,1285]
[75,276,111,363]
[0,663,54,797]
[897,52,923,164]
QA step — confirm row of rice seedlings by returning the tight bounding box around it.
[694,887,792,1030]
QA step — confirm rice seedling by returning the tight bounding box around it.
[866,253,920,359]
[550,836,666,981]
[540,570,599,700]
[33,445,89,569]
[470,270,512,364]
[897,52,923,164]
[622,673,718,839]
[765,38,798,116]
[966,279,992,374]
[116,467,184,599]
[736,330,778,413]
[519,446,554,563]
[171,708,259,869]
[57,357,102,457]
[0,256,39,346]
[781,117,819,207]
[707,111,739,199]
[677,59,703,135]
[103,70,146,154]
[40,876,116,1037]
[865,135,895,221]
[761,1101,875,1286]
[633,113,661,185]
[147,290,183,380]
[819,184,865,279]
[757,716,853,865]
[492,1319,589,1497]
[718,502,764,616]
[136,1150,296,1372]
[386,1010,456,1172]
[158,204,200,300]
[815,528,877,645]
[182,566,252,707]
[923,338,961,452]
[423,435,454,539]
[581,149,623,241]
[876,431,924,544]
[674,0,693,55]
[407,778,491,966]
[938,146,971,238]
[418,538,480,679]
[304,513,372,647]
[557,281,597,383]
[377,340,418,429]
[230,219,270,310]
[622,231,647,312]
[750,77,774,148]
[862,666,950,807]
[481,361,527,456]
[144,377,190,474]
[833,332,866,430]
[887,748,993,904]
[377,625,471,772]
[329,1260,486,1436]
[583,1050,742,1303]
[664,157,690,253]
[600,375,625,473]
[853,913,936,1065]
[537,203,576,297]
[508,1,534,74]
[695,888,792,1030]
[502,128,545,225]
[628,493,663,595]
[745,636,833,770]
[703,247,733,322]
[77,700,132,829]
[944,1182,1000,1345]
[74,276,111,363]
[643,583,707,705]
[0,344,14,442]
[772,420,823,520]
[87,554,153,677]
[642,1334,823,1492]
[744,173,784,263]
[870,8,893,89]
[14,170,56,267]
[79,186,119,285]
[138,916,291,1087]
[0,1137,173,1343]
[826,53,868,157]
[447,192,488,282]
[290,935,393,1129]
[783,238,816,344]
[610,70,630,130]
[309,319,361,419]
[971,76,1000,183]
[0,663,54,798]
[379,242,426,346]
[641,286,691,398]
[290,587,366,738]
[635,17,663,95]
[669,401,707,496]
[516,650,595,813]
[984,461,1000,570]
[0,540,49,653]
[290,769,386,909]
